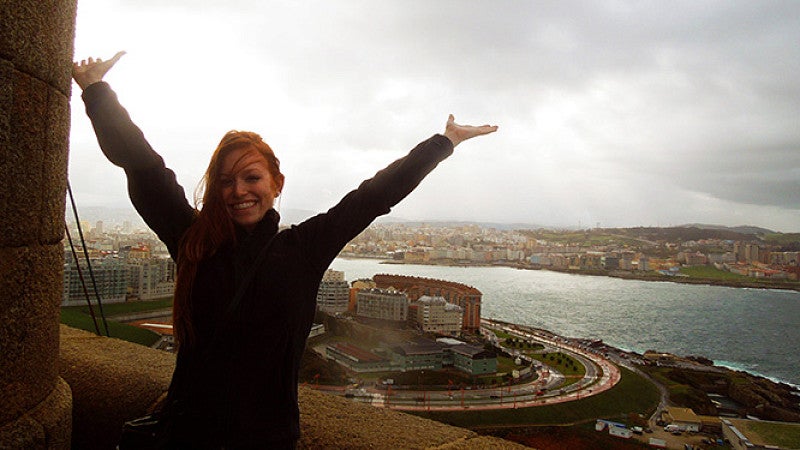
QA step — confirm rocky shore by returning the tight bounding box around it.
[637,351,800,423]
[489,319,800,424]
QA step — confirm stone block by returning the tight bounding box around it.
[59,326,175,450]
[0,244,63,424]
[0,69,40,246]
[0,60,12,146]
[0,68,68,248]
[0,0,77,95]
[0,377,72,450]
[40,89,70,244]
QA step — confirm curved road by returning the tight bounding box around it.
[311,320,621,411]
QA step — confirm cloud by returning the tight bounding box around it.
[69,0,800,232]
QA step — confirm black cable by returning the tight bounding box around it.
[64,224,101,335]
[66,181,111,337]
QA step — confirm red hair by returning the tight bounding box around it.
[173,130,283,348]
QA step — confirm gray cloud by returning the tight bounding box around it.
[71,0,800,231]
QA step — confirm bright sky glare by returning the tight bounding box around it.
[69,0,800,232]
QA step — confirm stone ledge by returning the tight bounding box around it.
[0,377,72,450]
[58,325,527,449]
[59,325,173,449]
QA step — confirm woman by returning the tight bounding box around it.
[73,52,497,448]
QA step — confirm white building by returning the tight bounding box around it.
[127,257,176,300]
[62,257,128,306]
[415,295,463,336]
[316,269,350,314]
[356,288,408,322]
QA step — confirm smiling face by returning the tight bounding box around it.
[219,147,282,231]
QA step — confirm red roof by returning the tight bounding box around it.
[332,342,384,362]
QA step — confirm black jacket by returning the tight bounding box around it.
[81,82,454,446]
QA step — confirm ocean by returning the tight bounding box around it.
[330,258,800,387]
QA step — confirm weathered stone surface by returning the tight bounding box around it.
[59,326,175,450]
[0,0,77,447]
[297,388,528,449]
[0,244,63,424]
[0,0,77,95]
[0,68,70,248]
[40,88,70,243]
[59,325,526,450]
[0,60,12,148]
[0,377,72,450]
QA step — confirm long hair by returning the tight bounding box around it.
[173,130,283,348]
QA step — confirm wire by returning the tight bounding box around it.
[66,181,110,337]
[64,224,101,335]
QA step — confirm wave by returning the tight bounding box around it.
[715,360,800,390]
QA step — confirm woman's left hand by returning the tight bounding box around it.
[443,114,498,147]
[72,51,126,90]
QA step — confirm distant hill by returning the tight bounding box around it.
[680,223,774,235]
[613,226,761,243]
[65,205,146,228]
[372,218,550,231]
[68,207,790,246]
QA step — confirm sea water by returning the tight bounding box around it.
[330,258,800,387]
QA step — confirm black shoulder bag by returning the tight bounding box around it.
[118,233,279,449]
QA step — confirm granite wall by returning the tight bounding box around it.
[59,325,527,450]
[0,0,78,448]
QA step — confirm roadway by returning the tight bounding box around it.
[311,320,621,411]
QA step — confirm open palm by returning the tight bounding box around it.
[72,51,126,90]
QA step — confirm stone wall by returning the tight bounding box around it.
[0,1,77,448]
[59,325,527,449]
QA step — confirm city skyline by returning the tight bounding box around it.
[69,1,800,232]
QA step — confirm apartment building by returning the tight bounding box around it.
[62,257,128,306]
[415,295,463,336]
[356,288,409,322]
[316,269,350,314]
[127,257,176,300]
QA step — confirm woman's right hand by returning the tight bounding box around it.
[72,51,126,90]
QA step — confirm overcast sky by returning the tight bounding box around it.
[69,0,800,232]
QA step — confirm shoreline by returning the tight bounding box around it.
[335,255,800,388]
[350,256,800,292]
[485,318,800,391]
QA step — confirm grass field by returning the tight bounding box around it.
[60,298,172,347]
[740,420,800,449]
[410,366,659,428]
[65,297,173,317]
[679,265,754,281]
[530,352,585,378]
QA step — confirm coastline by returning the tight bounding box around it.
[358,256,800,292]
[486,318,800,399]
[335,255,800,388]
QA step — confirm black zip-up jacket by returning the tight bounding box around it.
[81,82,454,447]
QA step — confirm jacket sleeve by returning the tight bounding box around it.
[81,82,195,259]
[292,134,454,275]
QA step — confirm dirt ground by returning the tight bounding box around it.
[631,427,717,449]
[502,426,651,450]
